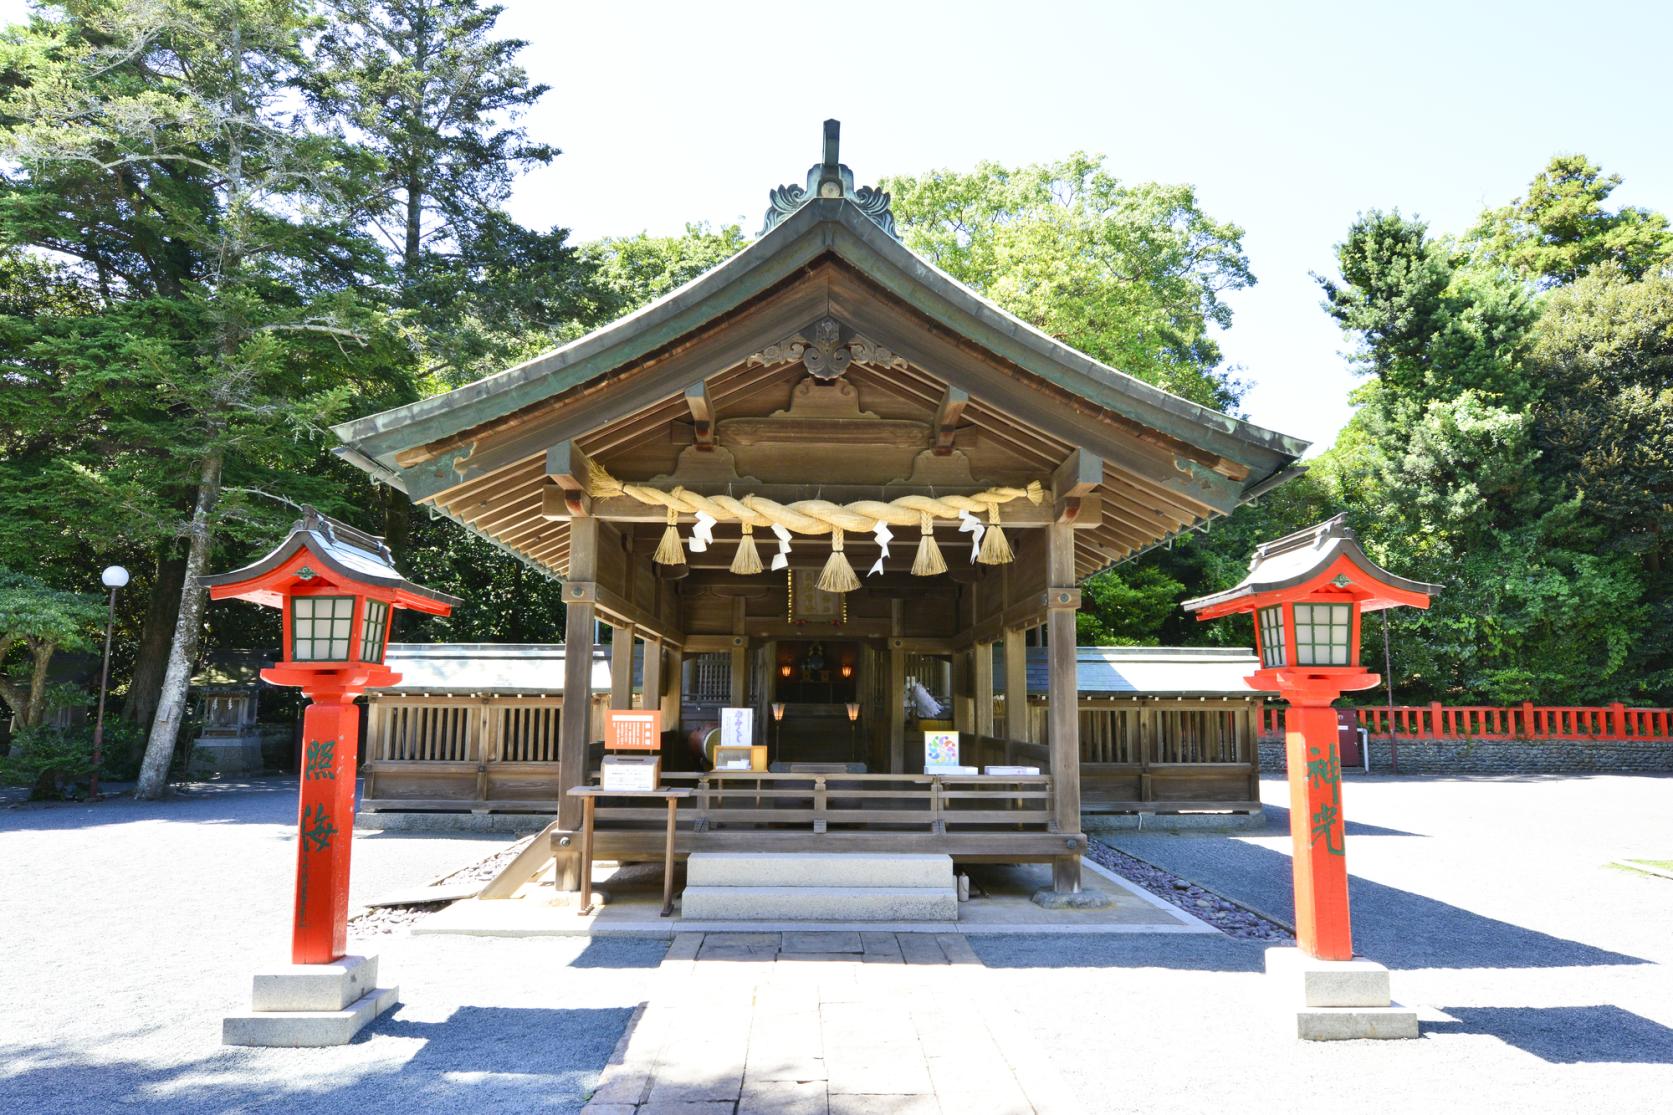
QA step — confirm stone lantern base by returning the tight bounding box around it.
[223,954,398,1047]
[1265,947,1418,1040]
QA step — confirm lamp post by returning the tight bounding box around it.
[1183,515,1438,962]
[771,702,785,763]
[1183,515,1438,1041]
[205,509,459,1048]
[846,701,860,764]
[89,564,129,799]
[200,509,457,966]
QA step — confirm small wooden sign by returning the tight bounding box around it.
[606,709,662,751]
[601,754,661,791]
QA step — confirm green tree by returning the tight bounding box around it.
[309,0,587,391]
[1318,211,1538,409]
[886,154,1253,409]
[1300,157,1670,704]
[0,0,405,796]
[0,568,104,728]
[579,223,749,322]
[1473,154,1673,286]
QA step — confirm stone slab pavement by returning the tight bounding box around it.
[583,931,1081,1115]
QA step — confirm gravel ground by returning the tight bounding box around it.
[989,772,1673,1114]
[4,772,1671,1114]
[1086,840,1293,941]
[0,778,662,1114]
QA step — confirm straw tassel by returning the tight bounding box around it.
[817,528,861,593]
[654,507,686,566]
[912,513,947,576]
[977,504,1013,565]
[730,522,763,575]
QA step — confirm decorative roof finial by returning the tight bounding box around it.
[762,119,899,240]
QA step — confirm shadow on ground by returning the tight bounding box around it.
[0,1004,639,1115]
[1090,832,1652,971]
[1427,1005,1673,1064]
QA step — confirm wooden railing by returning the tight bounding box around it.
[590,770,1054,834]
[1259,702,1673,743]
[362,694,608,810]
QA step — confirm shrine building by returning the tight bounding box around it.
[331,122,1307,896]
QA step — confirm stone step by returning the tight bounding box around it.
[685,851,954,889]
[224,986,399,1047]
[680,885,958,922]
[1295,1004,1420,1041]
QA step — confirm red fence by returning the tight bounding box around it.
[1260,702,1673,743]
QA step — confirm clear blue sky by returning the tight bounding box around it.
[7,0,1671,453]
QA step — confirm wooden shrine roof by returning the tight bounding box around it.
[332,129,1308,586]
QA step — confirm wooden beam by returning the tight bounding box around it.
[546,441,592,518]
[1046,521,1082,893]
[933,385,969,454]
[684,382,715,449]
[1052,449,1102,525]
[565,577,683,648]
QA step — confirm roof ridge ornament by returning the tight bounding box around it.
[762,119,899,240]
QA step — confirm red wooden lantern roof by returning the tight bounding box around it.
[1182,514,1439,621]
[200,508,459,615]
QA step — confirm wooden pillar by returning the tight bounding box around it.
[952,649,972,734]
[609,622,635,710]
[558,517,599,840]
[1047,522,1082,892]
[888,642,906,774]
[661,644,683,730]
[641,636,662,722]
[729,642,748,707]
[972,639,995,739]
[1004,626,1028,743]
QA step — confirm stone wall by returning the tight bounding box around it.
[1257,737,1673,775]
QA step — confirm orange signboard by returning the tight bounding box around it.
[605,709,662,751]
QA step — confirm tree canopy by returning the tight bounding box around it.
[886,155,1253,410]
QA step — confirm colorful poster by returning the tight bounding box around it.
[924,730,960,768]
[605,709,661,751]
[720,706,755,747]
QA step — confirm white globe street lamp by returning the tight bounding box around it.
[91,565,130,797]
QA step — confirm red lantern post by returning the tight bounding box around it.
[202,510,457,965]
[1184,515,1437,961]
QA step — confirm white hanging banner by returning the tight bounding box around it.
[957,509,985,562]
[770,523,792,571]
[868,520,892,577]
[689,510,717,553]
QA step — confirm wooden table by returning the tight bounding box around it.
[567,786,693,917]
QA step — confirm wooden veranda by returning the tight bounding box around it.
[333,122,1305,893]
